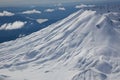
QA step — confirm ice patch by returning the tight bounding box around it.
[95,60,112,74]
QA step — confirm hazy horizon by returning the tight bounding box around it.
[0,0,120,7]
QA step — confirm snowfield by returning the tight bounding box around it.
[0,9,120,80]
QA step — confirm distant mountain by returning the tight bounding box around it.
[0,9,120,80]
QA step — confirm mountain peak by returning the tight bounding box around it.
[0,10,120,80]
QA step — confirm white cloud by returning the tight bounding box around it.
[75,4,95,8]
[0,21,26,30]
[0,11,14,16]
[44,9,55,12]
[36,19,48,24]
[58,7,66,11]
[87,5,95,7]
[75,4,88,8]
[22,9,41,14]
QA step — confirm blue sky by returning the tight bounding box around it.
[0,0,120,6]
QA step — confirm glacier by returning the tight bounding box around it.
[0,9,120,80]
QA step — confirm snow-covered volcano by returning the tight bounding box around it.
[0,9,120,80]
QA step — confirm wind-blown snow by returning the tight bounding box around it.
[22,9,41,14]
[0,21,26,30]
[0,11,14,16]
[0,9,120,80]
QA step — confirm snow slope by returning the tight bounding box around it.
[0,9,120,80]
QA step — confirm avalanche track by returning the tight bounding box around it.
[0,9,120,80]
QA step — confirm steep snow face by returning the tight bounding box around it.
[0,10,120,80]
